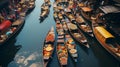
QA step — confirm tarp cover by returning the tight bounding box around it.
[0,20,11,31]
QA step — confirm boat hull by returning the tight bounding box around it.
[42,27,55,67]
[0,17,25,45]
[92,22,120,62]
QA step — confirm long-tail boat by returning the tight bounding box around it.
[53,12,58,21]
[65,33,78,62]
[65,13,75,23]
[56,32,68,67]
[78,1,97,22]
[97,5,120,40]
[27,0,35,12]
[0,17,25,45]
[80,6,93,22]
[40,3,50,21]
[56,20,68,66]
[75,14,93,37]
[43,26,55,67]
[61,19,77,62]
[91,17,120,62]
[61,20,68,32]
[56,21,64,35]
[44,0,51,7]
[56,39,68,67]
[67,22,89,48]
[58,12,64,21]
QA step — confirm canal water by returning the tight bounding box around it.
[0,0,119,67]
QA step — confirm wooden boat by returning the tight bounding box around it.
[61,20,68,32]
[67,23,89,48]
[56,22,64,35]
[27,0,35,12]
[40,4,50,21]
[65,33,78,62]
[44,0,51,7]
[75,14,94,37]
[64,8,72,13]
[0,17,25,45]
[61,10,66,17]
[56,13,68,32]
[58,13,64,20]
[16,3,28,16]
[65,13,75,23]
[96,5,120,39]
[56,20,68,66]
[80,6,93,22]
[40,9,49,19]
[91,18,120,62]
[53,2,57,8]
[56,35,68,66]
[53,12,58,21]
[43,26,55,67]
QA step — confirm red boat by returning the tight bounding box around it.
[43,26,55,67]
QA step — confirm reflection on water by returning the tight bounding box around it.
[0,39,21,67]
[12,51,41,67]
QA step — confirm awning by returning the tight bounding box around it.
[0,20,11,31]
[95,26,114,39]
